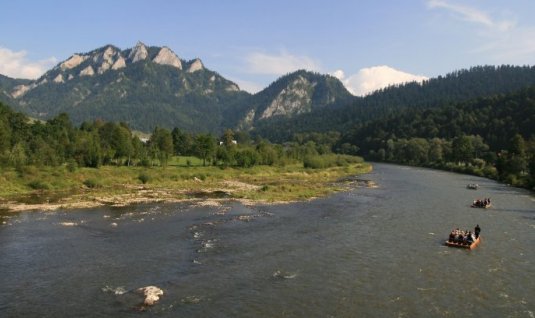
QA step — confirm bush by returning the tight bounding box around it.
[304,154,363,169]
[303,156,327,169]
[138,173,151,184]
[235,149,260,168]
[28,180,51,190]
[17,165,39,178]
[66,160,78,172]
[83,178,102,188]
[482,166,498,179]
[140,159,151,167]
[505,174,517,186]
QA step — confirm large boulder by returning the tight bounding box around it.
[137,286,163,306]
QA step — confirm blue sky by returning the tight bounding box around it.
[1,0,534,95]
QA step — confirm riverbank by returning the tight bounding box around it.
[369,160,534,191]
[0,163,372,212]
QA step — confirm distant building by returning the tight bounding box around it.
[219,140,237,146]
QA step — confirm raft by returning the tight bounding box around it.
[471,203,491,209]
[466,184,479,190]
[445,236,481,249]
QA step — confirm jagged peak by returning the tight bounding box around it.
[111,56,126,70]
[134,40,146,47]
[79,65,95,77]
[187,58,204,73]
[128,41,148,63]
[153,46,182,69]
[59,54,88,71]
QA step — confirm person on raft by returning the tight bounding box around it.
[448,225,481,245]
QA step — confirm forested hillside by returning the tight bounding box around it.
[253,65,535,142]
[337,86,535,187]
[237,70,353,129]
[0,74,29,107]
[1,43,352,134]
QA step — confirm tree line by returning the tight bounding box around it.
[336,86,535,188]
[0,101,358,170]
[252,65,535,143]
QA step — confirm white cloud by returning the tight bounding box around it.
[429,0,491,28]
[331,69,345,80]
[246,50,321,75]
[0,47,57,79]
[333,66,428,96]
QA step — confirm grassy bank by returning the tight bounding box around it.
[0,160,372,211]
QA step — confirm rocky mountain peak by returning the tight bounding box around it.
[187,58,204,73]
[260,75,312,119]
[128,41,148,63]
[59,54,88,71]
[153,47,182,69]
[93,45,120,74]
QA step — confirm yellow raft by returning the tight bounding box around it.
[445,236,481,249]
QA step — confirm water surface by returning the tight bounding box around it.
[0,164,533,317]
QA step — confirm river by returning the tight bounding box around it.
[0,163,533,317]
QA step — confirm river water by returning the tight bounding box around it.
[0,164,533,317]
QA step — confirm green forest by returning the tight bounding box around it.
[1,65,535,192]
[253,65,535,142]
[0,101,357,172]
[336,86,535,188]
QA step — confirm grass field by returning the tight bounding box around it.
[0,157,372,210]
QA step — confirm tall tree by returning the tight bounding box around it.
[452,135,474,164]
[194,134,215,166]
[150,127,174,167]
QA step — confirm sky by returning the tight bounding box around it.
[1,0,535,95]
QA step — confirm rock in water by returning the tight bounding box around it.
[137,286,163,306]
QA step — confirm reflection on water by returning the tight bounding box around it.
[0,164,533,317]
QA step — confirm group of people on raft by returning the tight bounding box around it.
[472,198,491,207]
[448,225,481,245]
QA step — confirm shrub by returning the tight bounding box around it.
[66,160,78,172]
[138,173,151,184]
[304,154,363,169]
[140,159,151,167]
[482,166,498,179]
[83,178,102,188]
[28,180,51,190]
[303,156,327,169]
[17,165,39,178]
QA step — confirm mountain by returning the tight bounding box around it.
[0,74,30,107]
[237,70,354,130]
[252,65,535,142]
[2,42,251,133]
[0,42,351,133]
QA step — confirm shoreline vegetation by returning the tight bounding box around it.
[0,101,373,213]
[0,161,372,213]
